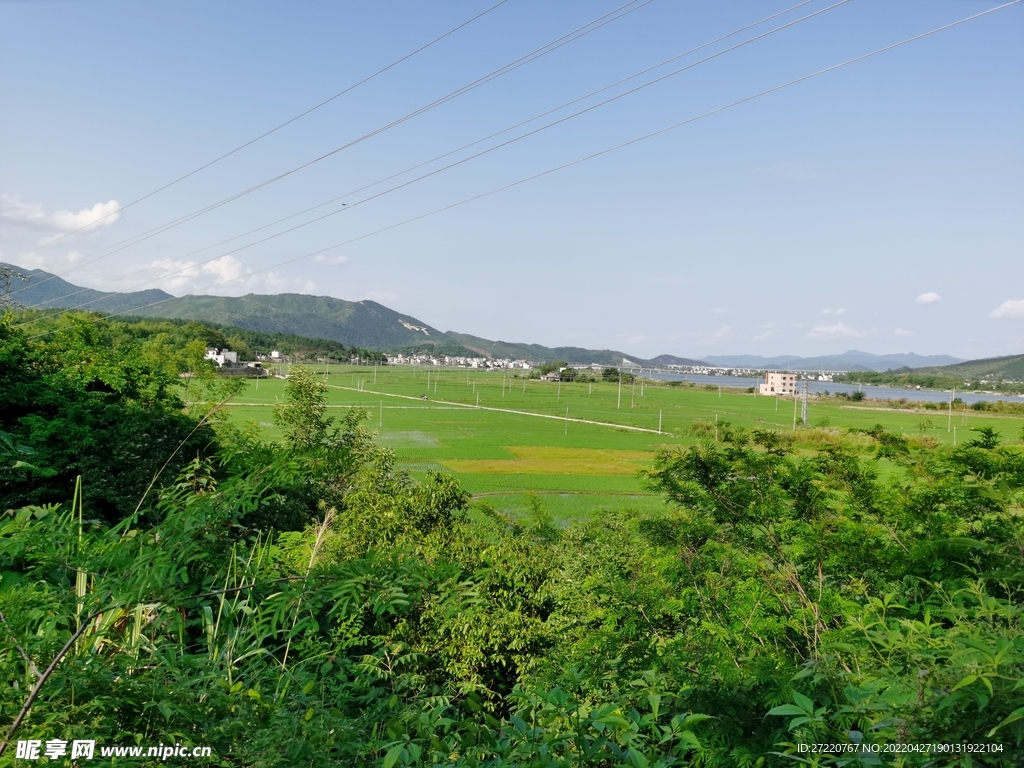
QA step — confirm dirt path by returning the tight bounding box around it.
[326,384,668,435]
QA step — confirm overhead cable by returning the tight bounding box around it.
[23,0,839,313]
[22,0,1021,337]
[13,0,653,295]
[10,0,512,264]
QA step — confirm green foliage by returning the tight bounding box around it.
[16,309,387,363]
[601,367,635,384]
[536,361,568,376]
[0,314,216,521]
[2,326,1024,765]
[836,366,1024,394]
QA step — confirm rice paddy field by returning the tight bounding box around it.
[225,365,1024,523]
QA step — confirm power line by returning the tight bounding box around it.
[21,0,1021,339]
[22,0,842,314]
[13,0,653,296]
[19,0,815,307]
[9,0,512,265]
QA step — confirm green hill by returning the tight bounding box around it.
[2,264,665,364]
[2,262,173,314]
[131,293,446,350]
[442,332,645,367]
[916,354,1024,382]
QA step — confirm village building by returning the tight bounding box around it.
[204,348,239,367]
[758,370,798,396]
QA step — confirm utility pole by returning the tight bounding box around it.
[379,401,383,428]
[792,389,799,430]
[631,377,635,409]
[658,409,662,435]
[617,371,622,410]
[0,265,28,310]
[557,379,561,401]
[948,388,955,432]
[801,380,808,425]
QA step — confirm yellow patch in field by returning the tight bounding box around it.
[441,446,653,475]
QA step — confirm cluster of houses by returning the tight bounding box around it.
[202,346,843,398]
[385,353,532,370]
[203,348,265,376]
[656,363,833,382]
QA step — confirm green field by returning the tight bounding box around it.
[226,365,1024,522]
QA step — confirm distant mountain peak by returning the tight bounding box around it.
[703,351,963,371]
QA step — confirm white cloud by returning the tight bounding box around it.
[989,299,1024,319]
[893,328,913,337]
[915,292,942,305]
[16,248,85,271]
[820,308,847,315]
[806,321,861,339]
[145,255,316,296]
[0,195,46,227]
[148,255,245,292]
[752,329,777,342]
[0,194,120,233]
[50,200,120,232]
[312,254,348,266]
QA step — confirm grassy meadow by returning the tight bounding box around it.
[225,365,1024,522]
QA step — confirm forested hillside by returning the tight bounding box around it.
[2,262,173,315]
[2,310,1023,766]
[6,266,659,364]
[130,293,447,351]
[914,353,1024,382]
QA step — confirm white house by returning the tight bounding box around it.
[204,348,239,367]
[759,371,797,396]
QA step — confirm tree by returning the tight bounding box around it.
[537,360,567,376]
[274,366,330,450]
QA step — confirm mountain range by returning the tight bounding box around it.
[911,354,1024,381]
[702,351,964,372]
[4,263,992,372]
[3,264,651,366]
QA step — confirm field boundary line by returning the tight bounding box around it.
[327,384,667,434]
[472,490,659,498]
[839,404,1023,421]
[222,402,470,410]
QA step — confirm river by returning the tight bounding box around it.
[642,372,1023,406]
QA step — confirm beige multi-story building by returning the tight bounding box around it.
[759,371,797,396]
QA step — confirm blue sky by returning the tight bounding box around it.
[1,0,1021,359]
